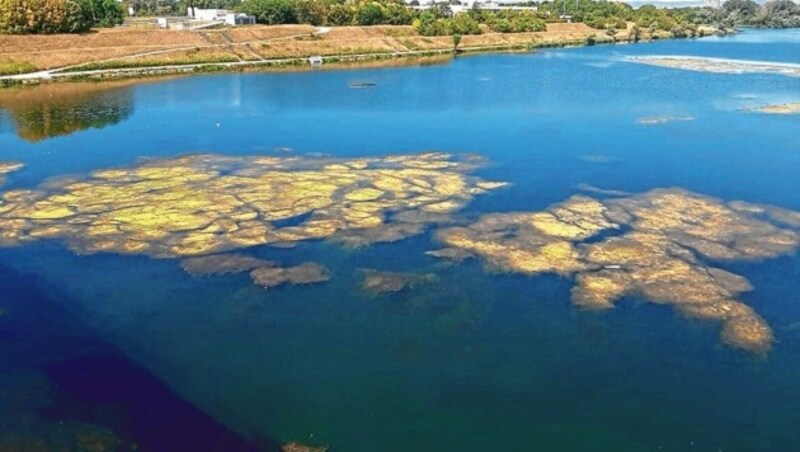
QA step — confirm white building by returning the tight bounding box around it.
[409,0,537,14]
[187,8,256,26]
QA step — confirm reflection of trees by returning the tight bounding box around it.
[0,83,135,142]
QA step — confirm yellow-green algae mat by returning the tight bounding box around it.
[0,152,504,255]
[432,189,800,354]
[1,152,799,354]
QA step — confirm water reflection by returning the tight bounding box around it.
[0,83,135,142]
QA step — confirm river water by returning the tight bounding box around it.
[1,29,799,451]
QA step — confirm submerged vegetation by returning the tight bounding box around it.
[0,152,504,256]
[359,268,438,294]
[432,189,800,353]
[0,149,798,354]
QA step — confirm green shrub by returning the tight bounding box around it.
[0,60,37,75]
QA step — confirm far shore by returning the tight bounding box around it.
[0,22,708,87]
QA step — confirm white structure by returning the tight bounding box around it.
[409,0,537,15]
[187,8,256,26]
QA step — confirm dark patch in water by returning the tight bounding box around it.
[43,354,276,452]
[272,212,314,228]
[0,264,279,452]
[581,225,630,245]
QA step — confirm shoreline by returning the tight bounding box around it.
[0,44,539,86]
[0,23,695,87]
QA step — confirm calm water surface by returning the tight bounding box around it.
[1,29,799,451]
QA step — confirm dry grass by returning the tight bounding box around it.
[225,25,315,42]
[0,23,598,73]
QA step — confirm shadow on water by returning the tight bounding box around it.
[0,263,280,451]
[0,82,135,142]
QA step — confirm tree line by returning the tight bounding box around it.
[2,0,799,36]
[538,0,800,36]
[234,0,546,36]
[716,0,800,28]
[0,0,123,33]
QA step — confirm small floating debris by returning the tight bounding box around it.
[586,61,614,69]
[576,183,631,197]
[0,162,24,175]
[0,161,23,187]
[749,102,800,115]
[425,248,474,263]
[180,253,275,277]
[251,262,331,289]
[637,115,695,125]
[282,442,328,452]
[348,82,377,89]
[359,269,438,295]
[580,154,620,164]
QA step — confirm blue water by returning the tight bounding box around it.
[1,29,799,451]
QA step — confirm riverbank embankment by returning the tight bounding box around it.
[0,22,715,86]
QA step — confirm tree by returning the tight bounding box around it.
[450,13,480,34]
[77,0,123,28]
[355,2,385,25]
[327,3,354,25]
[383,2,413,25]
[293,0,328,25]
[240,0,297,24]
[0,0,93,34]
[755,0,800,27]
[452,33,461,51]
[491,18,512,32]
[723,0,758,16]
[429,2,452,18]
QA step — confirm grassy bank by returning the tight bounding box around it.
[0,22,711,86]
[0,61,38,76]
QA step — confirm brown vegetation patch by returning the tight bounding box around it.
[181,253,275,276]
[359,268,438,294]
[250,262,331,289]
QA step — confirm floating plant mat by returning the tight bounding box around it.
[0,161,23,188]
[0,152,799,354]
[431,189,800,353]
[628,56,800,77]
[749,102,800,114]
[0,152,505,256]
